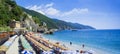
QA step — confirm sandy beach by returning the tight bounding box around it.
[42,36,112,54]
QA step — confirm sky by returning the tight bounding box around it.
[15,0,120,29]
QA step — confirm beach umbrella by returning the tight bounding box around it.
[21,50,33,54]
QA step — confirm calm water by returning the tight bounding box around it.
[44,29,120,54]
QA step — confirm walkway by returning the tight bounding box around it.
[6,37,19,54]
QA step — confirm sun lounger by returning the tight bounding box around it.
[29,34,68,50]
[20,35,35,54]
[25,35,51,51]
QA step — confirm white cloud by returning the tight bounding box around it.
[61,8,88,17]
[25,3,120,29]
[80,8,88,13]
[26,3,89,19]
[26,5,45,14]
[45,7,60,15]
[45,3,54,7]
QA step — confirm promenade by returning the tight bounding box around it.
[6,37,19,54]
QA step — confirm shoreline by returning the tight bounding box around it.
[41,35,114,54]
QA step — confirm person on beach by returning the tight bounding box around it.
[82,44,84,48]
[80,44,86,54]
[80,50,83,54]
[70,42,72,45]
[76,50,80,54]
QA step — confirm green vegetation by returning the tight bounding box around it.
[21,7,58,29]
[0,0,24,26]
[22,7,94,29]
[0,0,94,30]
[52,19,95,29]
[0,26,11,32]
[32,16,41,25]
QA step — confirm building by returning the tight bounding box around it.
[9,20,21,29]
[15,21,21,28]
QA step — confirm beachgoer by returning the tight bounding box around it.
[70,42,72,45]
[82,44,84,48]
[80,50,83,54]
[76,50,79,54]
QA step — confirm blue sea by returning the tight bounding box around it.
[44,29,120,54]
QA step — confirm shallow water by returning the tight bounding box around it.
[44,29,120,54]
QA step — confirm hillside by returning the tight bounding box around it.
[0,0,41,31]
[21,7,95,29]
[0,0,94,30]
[52,19,95,29]
[0,0,24,26]
[21,7,58,29]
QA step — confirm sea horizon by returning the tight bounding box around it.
[0,0,120,54]
[43,29,120,54]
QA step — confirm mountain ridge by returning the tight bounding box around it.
[0,0,95,30]
[21,7,95,29]
[52,19,95,29]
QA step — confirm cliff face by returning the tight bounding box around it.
[21,7,58,29]
[24,15,39,31]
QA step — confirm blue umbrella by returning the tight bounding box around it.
[21,50,33,54]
